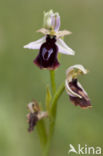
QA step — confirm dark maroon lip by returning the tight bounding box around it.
[34,35,60,70]
[68,79,91,108]
[27,112,38,132]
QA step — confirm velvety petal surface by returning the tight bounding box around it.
[34,35,59,70]
[68,79,91,108]
[27,112,38,132]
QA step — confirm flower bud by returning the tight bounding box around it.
[43,10,60,31]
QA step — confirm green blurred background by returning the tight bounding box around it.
[0,0,103,156]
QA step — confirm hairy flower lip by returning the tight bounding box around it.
[65,65,91,108]
[27,111,48,132]
[34,58,60,70]
[27,112,38,132]
[33,35,60,70]
[68,78,92,108]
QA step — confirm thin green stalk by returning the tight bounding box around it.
[45,82,65,156]
[49,70,56,95]
[51,82,65,116]
[38,71,65,156]
[49,82,65,140]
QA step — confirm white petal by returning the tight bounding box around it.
[56,38,75,55]
[66,64,88,78]
[24,36,46,50]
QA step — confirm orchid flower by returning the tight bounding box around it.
[27,100,48,132]
[65,65,92,109]
[24,10,75,70]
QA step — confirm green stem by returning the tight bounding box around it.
[45,82,65,156]
[51,82,65,116]
[38,70,65,156]
[49,70,56,95]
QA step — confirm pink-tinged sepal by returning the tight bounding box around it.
[24,37,46,50]
[51,13,60,31]
[56,38,75,55]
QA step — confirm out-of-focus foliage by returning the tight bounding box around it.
[0,0,103,156]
